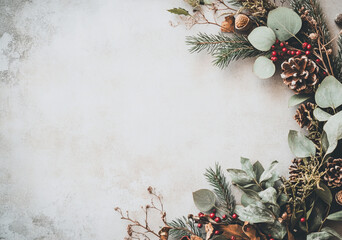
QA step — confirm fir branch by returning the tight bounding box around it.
[168,217,202,239]
[291,0,331,45]
[187,33,263,69]
[333,35,342,82]
[204,163,236,220]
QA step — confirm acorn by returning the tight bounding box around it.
[221,15,235,33]
[234,14,253,33]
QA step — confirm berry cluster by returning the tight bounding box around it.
[270,40,312,63]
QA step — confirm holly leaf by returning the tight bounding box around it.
[288,130,316,157]
[167,8,190,16]
[192,189,216,212]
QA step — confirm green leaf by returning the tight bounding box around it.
[322,227,342,239]
[235,203,274,224]
[327,211,342,221]
[314,108,332,122]
[240,157,256,179]
[258,187,277,205]
[315,76,342,109]
[321,131,329,153]
[226,169,253,185]
[247,26,276,51]
[315,182,332,206]
[309,199,326,232]
[277,193,288,207]
[253,56,276,79]
[259,160,278,183]
[260,220,287,239]
[267,7,302,42]
[307,231,333,240]
[241,190,261,207]
[323,111,342,154]
[288,130,316,157]
[167,8,190,16]
[288,94,311,107]
[253,161,264,182]
[192,189,216,212]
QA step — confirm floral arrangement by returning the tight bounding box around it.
[116,0,342,239]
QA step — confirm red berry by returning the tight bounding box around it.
[222,214,227,220]
[282,48,287,52]
[305,50,311,55]
[272,57,278,62]
[198,212,204,217]
[287,50,291,55]
[296,50,301,55]
[214,230,220,235]
[280,42,285,47]
[300,217,306,223]
[231,236,236,240]
[302,42,308,49]
[285,42,289,45]
[307,44,312,50]
[291,51,295,55]
[214,217,221,223]
[270,238,275,240]
[271,45,276,50]
[232,213,238,219]
[323,71,327,76]
[272,51,277,56]
[316,59,321,64]
[209,213,216,219]
[197,223,202,228]
[276,39,280,44]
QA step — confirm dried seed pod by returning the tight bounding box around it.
[336,190,342,205]
[221,15,235,33]
[234,14,252,33]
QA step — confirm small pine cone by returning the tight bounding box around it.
[294,103,315,129]
[323,158,342,188]
[281,55,319,94]
[289,158,304,184]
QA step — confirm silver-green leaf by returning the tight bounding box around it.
[288,94,311,107]
[240,157,256,179]
[259,160,279,183]
[267,7,302,41]
[253,56,276,79]
[288,130,316,157]
[248,26,276,51]
[235,203,275,224]
[226,169,253,185]
[323,111,342,154]
[258,187,277,205]
[327,211,342,221]
[315,76,342,109]
[313,108,332,122]
[192,189,215,212]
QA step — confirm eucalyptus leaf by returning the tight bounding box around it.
[260,220,287,239]
[167,8,190,16]
[309,199,326,232]
[227,169,253,185]
[288,130,316,157]
[321,131,329,153]
[315,76,342,109]
[248,26,276,51]
[253,161,264,182]
[307,231,333,240]
[315,182,332,206]
[258,187,277,205]
[253,56,276,79]
[241,190,262,207]
[192,189,215,212]
[277,193,288,207]
[267,7,302,41]
[323,111,342,154]
[240,157,256,179]
[259,160,279,183]
[322,227,342,239]
[313,108,332,122]
[235,203,274,223]
[327,211,342,221]
[288,94,312,107]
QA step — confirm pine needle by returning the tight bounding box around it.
[168,217,202,239]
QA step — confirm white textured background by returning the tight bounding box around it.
[0,0,340,239]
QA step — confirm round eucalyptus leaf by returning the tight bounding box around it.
[192,189,215,212]
[315,76,342,109]
[253,56,276,79]
[313,108,332,122]
[323,111,342,154]
[267,7,302,41]
[288,130,316,157]
[247,26,276,51]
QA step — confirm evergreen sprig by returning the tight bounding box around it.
[291,0,331,45]
[168,217,202,239]
[204,163,236,220]
[186,33,263,69]
[333,35,342,82]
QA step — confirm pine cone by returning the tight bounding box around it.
[281,55,319,94]
[289,158,304,183]
[294,102,315,129]
[323,158,342,188]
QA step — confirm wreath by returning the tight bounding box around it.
[116,0,342,239]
